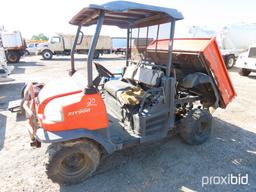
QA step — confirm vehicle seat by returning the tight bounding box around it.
[133,67,163,87]
[104,64,163,105]
[104,80,135,98]
[104,64,137,99]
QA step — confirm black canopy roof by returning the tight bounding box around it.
[69,1,184,28]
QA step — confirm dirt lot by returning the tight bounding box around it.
[0,54,255,192]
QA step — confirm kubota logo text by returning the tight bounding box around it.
[68,98,97,116]
[68,108,91,116]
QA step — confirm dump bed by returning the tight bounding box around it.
[1,31,24,49]
[61,35,112,50]
[147,38,236,108]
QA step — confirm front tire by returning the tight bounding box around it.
[24,50,30,56]
[46,139,101,184]
[42,50,53,60]
[239,68,251,76]
[179,109,212,145]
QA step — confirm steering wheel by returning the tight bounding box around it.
[94,62,114,78]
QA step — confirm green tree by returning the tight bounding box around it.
[31,33,49,41]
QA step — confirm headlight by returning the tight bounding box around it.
[44,101,64,122]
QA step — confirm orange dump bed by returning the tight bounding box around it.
[147,38,236,108]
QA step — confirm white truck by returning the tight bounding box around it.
[0,47,14,82]
[25,42,39,55]
[0,30,26,63]
[37,34,112,60]
[235,44,256,76]
[189,24,256,68]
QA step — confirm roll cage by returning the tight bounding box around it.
[68,1,183,89]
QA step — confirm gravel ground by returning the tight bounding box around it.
[0,55,255,192]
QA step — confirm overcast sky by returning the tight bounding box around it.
[0,0,255,39]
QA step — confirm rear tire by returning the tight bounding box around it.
[42,50,53,60]
[239,68,251,76]
[225,55,236,69]
[6,51,20,63]
[64,50,71,56]
[179,109,212,145]
[46,139,101,184]
[93,51,100,59]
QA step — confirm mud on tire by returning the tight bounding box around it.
[46,139,101,184]
[179,109,212,145]
[6,51,20,63]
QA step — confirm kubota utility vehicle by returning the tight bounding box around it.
[19,1,236,184]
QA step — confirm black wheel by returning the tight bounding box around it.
[6,51,20,63]
[225,55,236,69]
[46,140,101,184]
[179,109,212,145]
[24,50,30,56]
[64,50,71,56]
[42,50,53,60]
[93,51,100,59]
[239,68,251,76]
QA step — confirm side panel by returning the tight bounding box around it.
[55,35,112,51]
[1,31,23,48]
[203,38,236,107]
[66,35,112,50]
[62,35,74,50]
[96,36,112,50]
[41,93,108,132]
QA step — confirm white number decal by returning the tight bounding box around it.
[87,98,97,107]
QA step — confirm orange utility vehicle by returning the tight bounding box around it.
[19,1,236,184]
